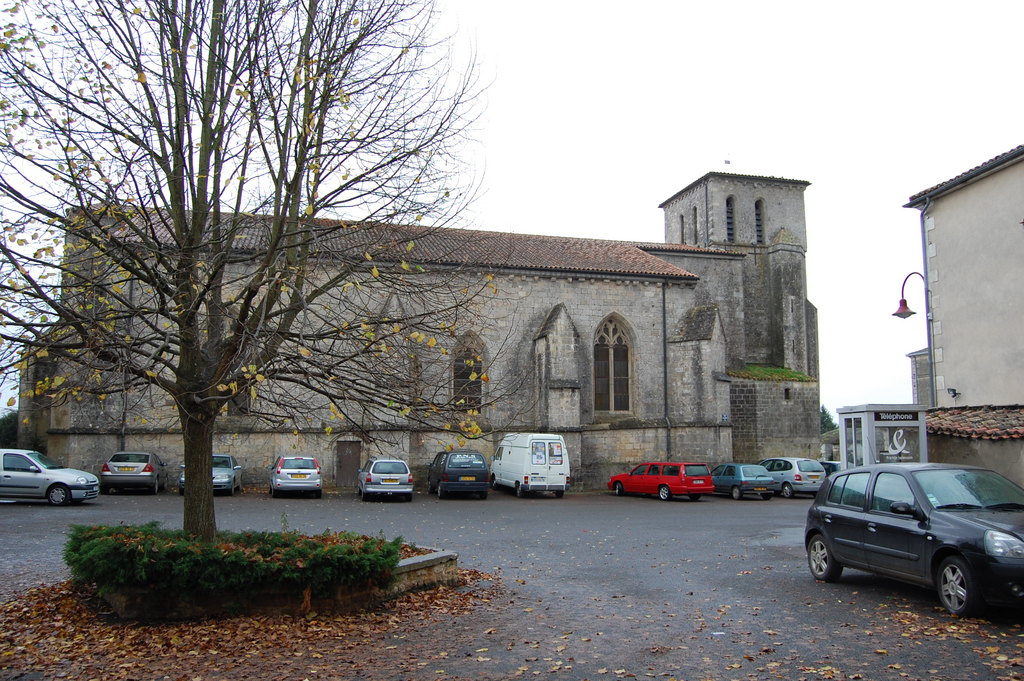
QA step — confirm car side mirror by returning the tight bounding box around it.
[28,465,41,474]
[179,464,186,469]
[234,465,242,470]
[890,501,923,519]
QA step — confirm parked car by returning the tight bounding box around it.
[357,458,413,501]
[711,463,779,500]
[268,455,322,498]
[0,449,99,505]
[819,460,842,476]
[427,449,489,499]
[805,462,1024,616]
[178,453,243,495]
[759,457,827,498]
[100,451,167,494]
[607,462,712,501]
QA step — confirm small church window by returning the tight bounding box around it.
[679,214,686,244]
[692,206,699,245]
[453,335,485,410]
[725,196,735,242]
[755,199,765,244]
[594,319,630,412]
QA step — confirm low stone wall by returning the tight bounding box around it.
[102,549,459,620]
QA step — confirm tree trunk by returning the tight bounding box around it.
[180,408,217,540]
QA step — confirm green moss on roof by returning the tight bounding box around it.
[728,366,816,382]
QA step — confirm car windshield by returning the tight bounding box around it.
[282,459,316,469]
[914,469,1024,509]
[211,456,233,468]
[685,464,711,476]
[372,461,408,474]
[111,452,150,463]
[448,453,485,468]
[30,452,64,469]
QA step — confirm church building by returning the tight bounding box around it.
[21,172,820,490]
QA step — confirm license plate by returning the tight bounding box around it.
[291,474,308,479]
[382,478,399,484]
[459,476,475,481]
[117,466,134,472]
[693,480,706,484]
[809,474,821,480]
[753,487,767,491]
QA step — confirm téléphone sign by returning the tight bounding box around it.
[874,411,918,422]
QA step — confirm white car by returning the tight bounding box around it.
[0,449,99,505]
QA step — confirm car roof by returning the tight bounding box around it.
[834,462,989,474]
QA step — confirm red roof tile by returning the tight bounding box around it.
[927,405,1024,440]
[906,145,1024,206]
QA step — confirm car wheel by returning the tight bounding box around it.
[554,490,564,498]
[658,485,672,501]
[100,485,110,495]
[46,484,71,506]
[405,494,413,502]
[730,486,742,500]
[688,494,702,501]
[490,474,499,490]
[938,555,984,617]
[178,486,184,496]
[315,490,322,499]
[515,482,525,497]
[760,492,773,500]
[479,491,488,500]
[781,483,795,499]
[151,478,160,495]
[614,481,625,497]
[807,533,843,582]
[271,487,280,498]
[437,485,446,499]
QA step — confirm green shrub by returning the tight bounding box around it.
[63,522,402,596]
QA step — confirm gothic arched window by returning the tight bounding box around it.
[594,319,630,412]
[453,335,485,410]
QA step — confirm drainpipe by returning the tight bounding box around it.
[662,280,673,460]
[918,198,938,409]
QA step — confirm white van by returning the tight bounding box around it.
[490,433,571,498]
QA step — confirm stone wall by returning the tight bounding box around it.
[927,435,1024,486]
[729,378,819,462]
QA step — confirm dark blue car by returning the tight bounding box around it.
[711,463,780,500]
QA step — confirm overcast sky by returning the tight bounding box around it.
[436,0,1023,417]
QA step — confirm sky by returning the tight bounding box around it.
[436,0,1024,417]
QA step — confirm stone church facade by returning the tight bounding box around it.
[21,172,820,490]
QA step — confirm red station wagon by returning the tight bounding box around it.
[607,462,712,501]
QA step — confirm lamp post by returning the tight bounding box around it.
[892,271,937,407]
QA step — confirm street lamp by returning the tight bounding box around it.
[892,271,936,407]
[892,272,925,319]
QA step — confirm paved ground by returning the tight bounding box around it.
[3,488,1024,680]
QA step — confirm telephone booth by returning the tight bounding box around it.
[836,404,928,470]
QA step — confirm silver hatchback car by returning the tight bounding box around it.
[268,455,322,498]
[357,458,413,501]
[100,451,167,494]
[759,457,827,498]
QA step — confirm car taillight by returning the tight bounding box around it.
[142,463,154,473]
[365,474,373,482]
[794,474,803,481]
[313,458,320,473]
[101,463,110,472]
[566,476,571,485]
[407,475,414,483]
[523,475,529,484]
[276,468,282,474]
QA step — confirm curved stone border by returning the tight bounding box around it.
[102,549,459,620]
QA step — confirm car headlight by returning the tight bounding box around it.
[75,476,88,485]
[213,474,230,483]
[985,530,1024,558]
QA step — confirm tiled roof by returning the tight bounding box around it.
[107,210,703,280]
[927,405,1024,440]
[906,145,1024,206]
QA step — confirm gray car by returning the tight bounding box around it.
[178,453,243,495]
[100,451,167,494]
[357,458,413,501]
[759,457,827,498]
[0,449,99,505]
[268,455,322,498]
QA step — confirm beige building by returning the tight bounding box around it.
[904,145,1024,480]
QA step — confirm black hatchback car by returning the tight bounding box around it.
[426,449,489,499]
[805,463,1024,616]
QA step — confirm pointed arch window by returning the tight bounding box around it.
[692,206,699,246]
[594,319,630,412]
[725,196,735,242]
[453,336,485,410]
[755,199,765,244]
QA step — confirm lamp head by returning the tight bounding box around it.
[892,299,916,319]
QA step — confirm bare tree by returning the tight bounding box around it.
[0,0,495,538]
